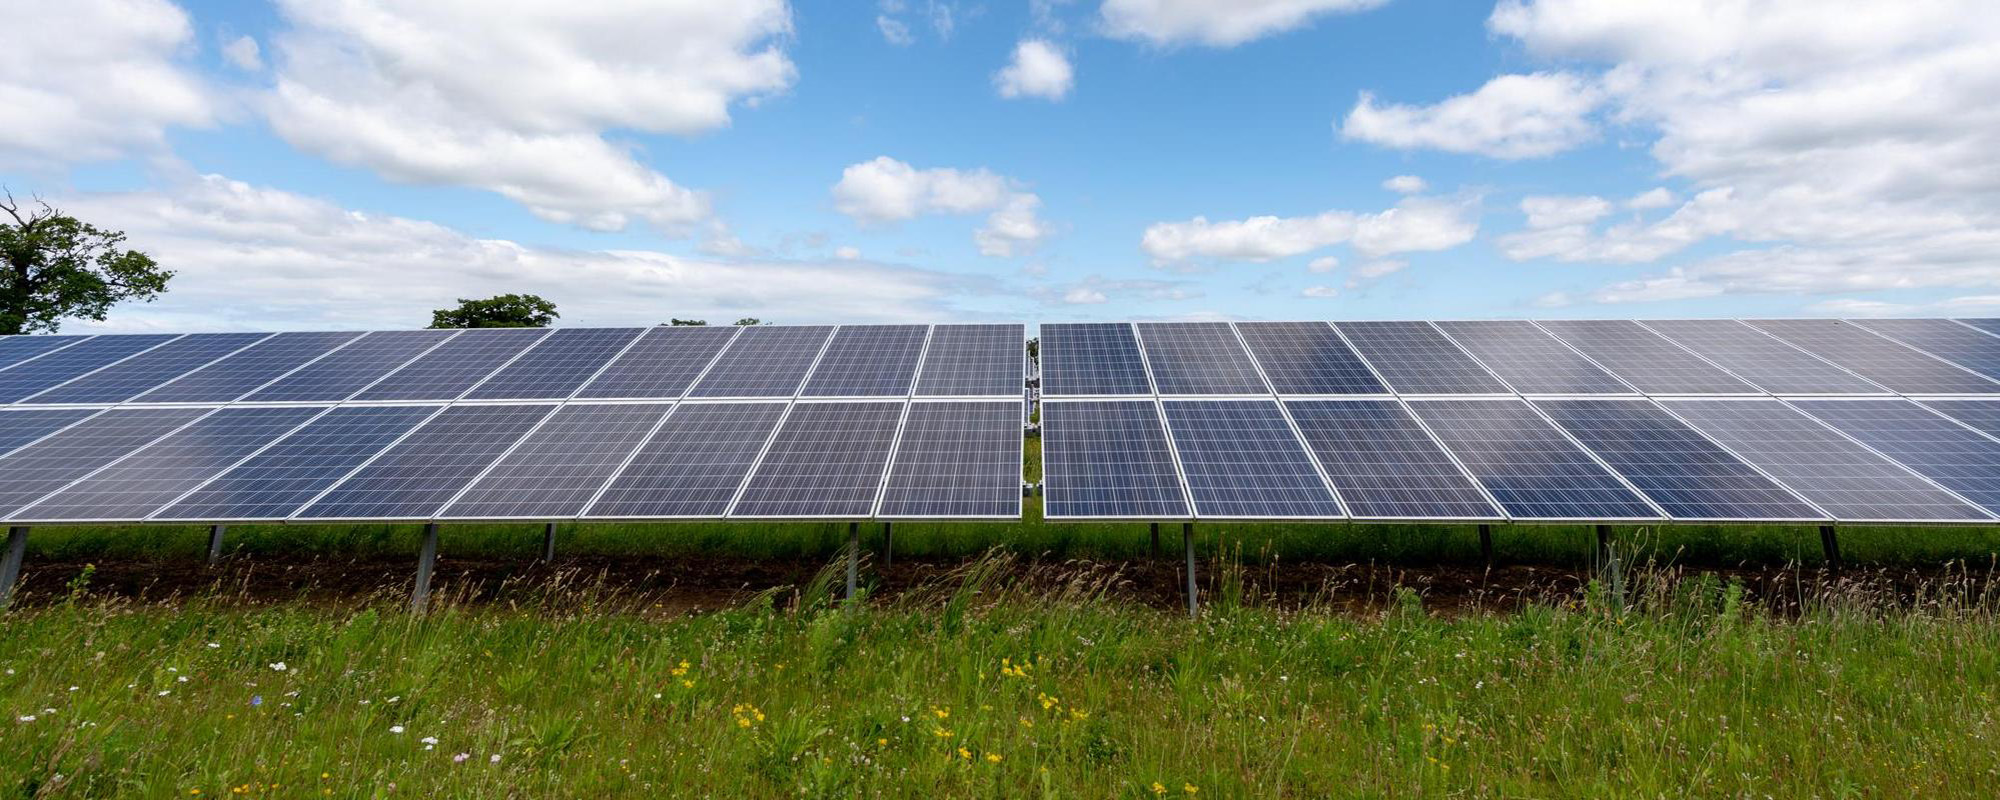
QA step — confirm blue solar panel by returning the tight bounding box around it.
[1748,319,1999,394]
[1662,399,1989,522]
[245,330,456,402]
[688,325,835,397]
[1791,399,2000,516]
[1642,320,1884,394]
[0,408,101,457]
[879,401,1023,518]
[1433,321,1632,394]
[440,403,674,518]
[1136,323,1268,395]
[1845,319,2000,381]
[153,405,438,521]
[730,401,905,517]
[1408,399,1659,520]
[1958,319,2000,337]
[1235,321,1385,394]
[136,331,363,402]
[1333,322,1511,394]
[1039,323,1152,396]
[464,327,644,400]
[576,325,738,399]
[13,406,326,521]
[584,402,787,518]
[1285,400,1501,519]
[0,334,179,402]
[26,333,269,404]
[354,327,549,401]
[1160,399,1342,518]
[1536,320,1757,394]
[1920,400,2000,438]
[801,325,929,397]
[0,335,93,371]
[1535,399,1823,521]
[295,404,554,520]
[914,324,1024,396]
[1040,400,1189,518]
[0,407,210,517]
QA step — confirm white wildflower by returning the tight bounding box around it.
[390,725,405,734]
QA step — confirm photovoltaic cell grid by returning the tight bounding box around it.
[878,401,1022,518]
[730,402,904,518]
[0,407,211,517]
[1284,400,1500,519]
[1791,399,2000,516]
[584,403,786,518]
[465,327,644,400]
[1161,400,1342,518]
[914,324,1024,396]
[1748,319,1999,394]
[0,334,178,402]
[1923,400,2000,438]
[0,335,91,371]
[1662,399,1990,522]
[1333,322,1511,394]
[1848,319,2000,381]
[155,405,440,521]
[0,408,101,457]
[1433,321,1632,395]
[1040,400,1188,518]
[441,403,674,519]
[14,406,325,521]
[296,404,554,520]
[575,325,737,399]
[1136,323,1268,395]
[1039,323,1151,396]
[1408,399,1659,520]
[136,331,363,403]
[1535,320,1756,394]
[1234,322,1385,394]
[688,325,834,398]
[354,328,550,401]
[1958,319,2000,338]
[245,330,455,402]
[1534,399,1822,521]
[1642,320,1884,395]
[26,333,268,404]
[801,325,928,397]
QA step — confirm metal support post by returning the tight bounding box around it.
[1149,522,1160,557]
[206,525,227,567]
[1183,522,1197,617]
[541,522,557,563]
[411,523,439,614]
[1595,524,1612,567]
[0,527,27,611]
[1819,525,1842,570]
[1477,524,1493,565]
[881,522,893,569]
[846,522,860,601]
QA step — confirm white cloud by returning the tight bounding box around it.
[1063,287,1108,304]
[222,35,264,71]
[1040,276,1196,306]
[1382,175,1427,194]
[0,0,214,169]
[1499,188,1736,263]
[261,0,795,233]
[1099,0,1388,47]
[833,156,1050,257]
[1520,195,1611,228]
[974,195,1051,257]
[1342,72,1604,159]
[834,246,863,260]
[877,16,914,45]
[1626,187,1675,210]
[1301,285,1339,298]
[1351,259,1407,280]
[995,39,1074,101]
[696,220,761,258]
[1805,298,1917,317]
[1141,195,1477,263]
[1307,256,1340,273]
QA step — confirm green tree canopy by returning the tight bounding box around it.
[667,318,707,326]
[733,318,765,326]
[0,192,173,335]
[429,294,558,328]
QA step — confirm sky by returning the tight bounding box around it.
[4,0,1999,332]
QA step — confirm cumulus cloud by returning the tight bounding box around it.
[1341,72,1604,159]
[1140,195,1478,264]
[0,0,214,169]
[1382,175,1428,194]
[1100,0,1388,47]
[222,35,264,71]
[1302,285,1339,298]
[832,156,1051,257]
[1038,276,1198,306]
[1307,256,1340,273]
[995,39,1074,101]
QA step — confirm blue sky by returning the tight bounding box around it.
[5,0,1998,331]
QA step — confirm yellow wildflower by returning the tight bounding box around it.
[958,747,972,760]
[1152,782,1167,796]
[1184,784,1198,795]
[985,752,1003,763]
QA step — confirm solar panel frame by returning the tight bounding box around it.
[1534,320,1759,395]
[1284,399,1505,521]
[134,331,365,403]
[581,401,790,519]
[1135,323,1270,395]
[914,324,1026,396]
[877,400,1024,519]
[1234,321,1387,395]
[1038,323,1153,396]
[1956,319,2000,338]
[1789,398,2000,517]
[0,334,181,403]
[351,327,552,402]
[574,325,740,400]
[800,325,930,397]
[437,402,676,520]
[22,332,271,404]
[244,330,459,403]
[152,405,443,522]
[0,407,214,518]
[1332,322,1512,395]
[1844,319,2000,381]
[1432,321,1636,395]
[1747,319,2000,394]
[0,335,94,372]
[1534,398,1825,522]
[293,403,556,521]
[1406,398,1662,521]
[1640,319,1886,395]
[687,325,837,398]
[1159,398,1345,519]
[728,400,907,518]
[1039,399,1191,519]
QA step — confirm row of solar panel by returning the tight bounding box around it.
[0,398,1023,523]
[1041,396,2000,523]
[0,323,1027,405]
[1039,319,2000,396]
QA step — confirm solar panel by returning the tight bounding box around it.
[575,325,738,399]
[0,334,178,402]
[730,401,905,518]
[1535,399,1822,521]
[1432,321,1632,394]
[1661,399,1989,522]
[1038,323,1151,396]
[153,405,439,521]
[295,404,554,520]
[1160,399,1342,518]
[1284,400,1501,519]
[1333,322,1511,394]
[687,325,834,398]
[878,401,1023,518]
[1958,319,2000,337]
[1407,399,1659,520]
[1136,323,1268,395]
[914,324,1024,396]
[0,335,93,371]
[353,327,550,401]
[0,407,210,517]
[1039,400,1189,518]
[1845,319,2000,381]
[801,325,929,397]
[1790,399,2000,516]
[1641,320,1884,394]
[25,333,269,404]
[12,406,325,521]
[244,330,456,402]
[463,327,645,400]
[1919,400,2000,438]
[0,408,101,457]
[1747,319,1999,394]
[584,402,787,518]
[136,331,363,402]
[1234,321,1385,394]
[1535,320,1757,394]
[440,403,674,519]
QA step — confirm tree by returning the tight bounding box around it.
[667,318,707,326]
[1026,337,1039,360]
[0,191,173,335]
[429,294,558,328]
[733,318,765,326]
